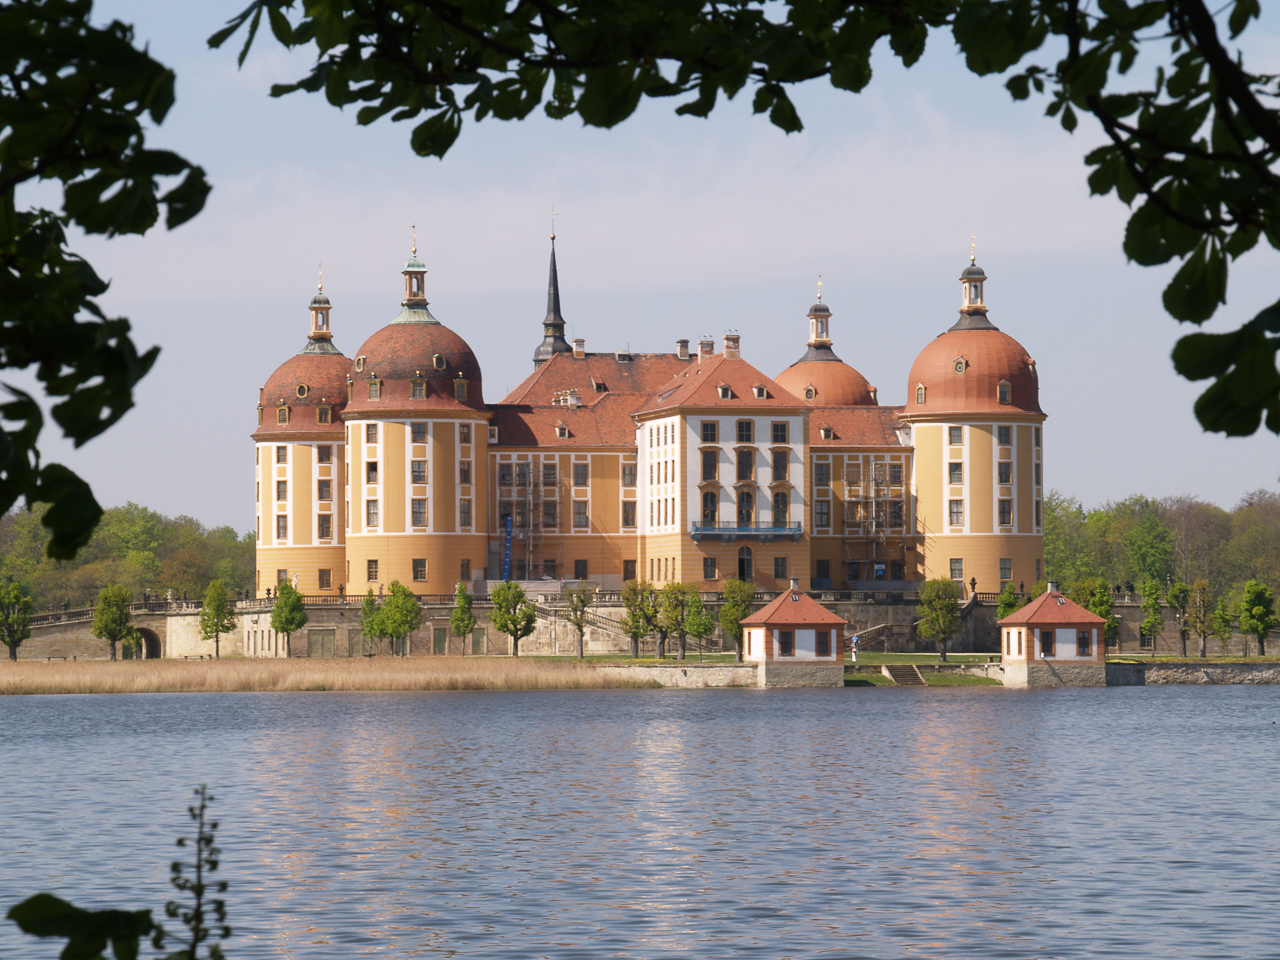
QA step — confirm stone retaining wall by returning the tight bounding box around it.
[1107,662,1280,685]
[593,664,758,688]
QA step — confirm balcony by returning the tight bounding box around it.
[690,521,803,542]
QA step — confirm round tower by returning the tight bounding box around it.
[899,256,1046,595]
[341,238,491,597]
[253,275,351,600]
[774,288,878,405]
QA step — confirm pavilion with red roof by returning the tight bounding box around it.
[740,580,848,686]
[998,583,1108,687]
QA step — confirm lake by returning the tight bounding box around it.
[1,685,1277,958]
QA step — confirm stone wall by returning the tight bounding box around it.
[757,661,845,688]
[1107,662,1280,685]
[1002,661,1107,688]
[593,663,759,688]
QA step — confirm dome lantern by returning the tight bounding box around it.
[402,226,428,306]
[808,275,832,346]
[308,266,333,343]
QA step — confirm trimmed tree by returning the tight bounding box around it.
[1166,580,1191,657]
[718,578,756,663]
[360,588,383,655]
[0,581,32,661]
[563,583,596,660]
[1186,579,1215,659]
[659,582,715,661]
[916,578,960,661]
[620,579,658,659]
[380,581,424,656]
[1211,598,1236,656]
[491,580,537,657]
[198,579,236,659]
[1239,580,1279,658]
[449,581,478,654]
[1139,579,1165,654]
[270,580,308,657]
[92,585,134,661]
[996,581,1026,620]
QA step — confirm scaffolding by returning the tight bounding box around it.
[842,458,892,582]
[496,456,566,581]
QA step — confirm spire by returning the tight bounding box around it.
[532,232,572,365]
[392,226,440,324]
[302,270,342,355]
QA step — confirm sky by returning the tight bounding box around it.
[16,1,1280,532]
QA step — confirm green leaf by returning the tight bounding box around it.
[1228,0,1261,38]
[1172,331,1240,380]
[1161,239,1226,322]
[408,109,462,158]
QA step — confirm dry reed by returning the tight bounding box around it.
[0,657,658,696]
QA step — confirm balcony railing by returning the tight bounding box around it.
[690,522,803,541]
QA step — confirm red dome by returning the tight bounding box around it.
[345,319,485,415]
[906,322,1042,417]
[775,359,876,406]
[255,350,351,438]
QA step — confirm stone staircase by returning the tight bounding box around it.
[882,664,927,686]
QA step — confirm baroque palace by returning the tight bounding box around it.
[253,238,1046,598]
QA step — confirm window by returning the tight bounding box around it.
[431,353,446,371]
[318,568,331,589]
[997,382,1011,404]
[573,501,588,528]
[366,461,378,483]
[736,490,754,527]
[515,463,531,487]
[276,569,288,585]
[412,499,427,526]
[718,385,732,399]
[411,380,426,400]
[738,546,753,580]
[542,462,556,485]
[317,406,331,424]
[999,500,1012,525]
[459,461,471,484]
[454,378,468,400]
[702,556,717,579]
[276,516,288,540]
[542,501,556,527]
[411,422,427,442]
[702,449,718,482]
[949,462,963,484]
[573,463,588,486]
[624,559,637,581]
[889,463,903,484]
[460,424,471,444]
[998,425,1012,445]
[779,631,794,656]
[702,421,718,443]
[276,446,288,464]
[366,424,378,443]
[916,385,925,404]
[701,490,717,524]
[753,385,767,399]
[623,464,636,487]
[816,558,830,580]
[276,480,287,501]
[1034,426,1041,447]
[574,559,588,580]
[366,499,378,526]
[949,426,963,445]
[277,406,289,424]
[737,420,754,443]
[774,556,788,579]
[514,501,528,528]
[622,501,637,527]
[847,560,861,583]
[367,559,378,581]
[772,422,788,444]
[805,386,816,400]
[489,426,498,443]
[890,501,904,525]
[1077,631,1092,656]
[815,500,830,527]
[317,445,332,464]
[816,631,831,657]
[367,380,380,400]
[1000,558,1012,581]
[499,463,513,485]
[1040,629,1055,657]
[460,559,471,582]
[772,490,789,524]
[318,514,332,539]
[998,462,1012,484]
[815,462,830,487]
[950,558,964,580]
[460,499,472,526]
[736,449,754,482]
[772,450,788,483]
[318,479,332,501]
[412,559,427,581]
[1035,500,1042,526]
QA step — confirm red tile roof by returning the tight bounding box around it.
[490,394,641,448]
[740,588,848,627]
[635,353,807,415]
[809,406,905,447]
[501,352,692,406]
[998,590,1106,626]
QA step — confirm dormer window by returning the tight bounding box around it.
[276,406,289,424]
[953,357,967,375]
[805,386,816,401]
[355,356,365,372]
[556,423,569,439]
[489,426,499,443]
[317,406,331,424]
[820,426,833,440]
[718,385,732,399]
[433,354,446,370]
[592,378,607,393]
[997,380,1012,404]
[869,387,878,402]
[368,380,381,400]
[296,384,308,399]
[454,377,468,400]
[916,384,925,404]
[753,385,767,399]
[411,379,426,399]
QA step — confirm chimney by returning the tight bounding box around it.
[790,578,799,590]
[698,339,714,360]
[572,338,585,359]
[676,339,689,360]
[1047,580,1059,594]
[566,389,581,409]
[723,334,741,360]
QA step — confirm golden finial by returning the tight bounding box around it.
[412,223,417,256]
[816,273,823,302]
[318,263,323,293]
[970,234,976,264]
[550,207,557,242]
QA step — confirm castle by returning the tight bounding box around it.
[253,237,1045,600]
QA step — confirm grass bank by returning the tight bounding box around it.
[0,658,660,695]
